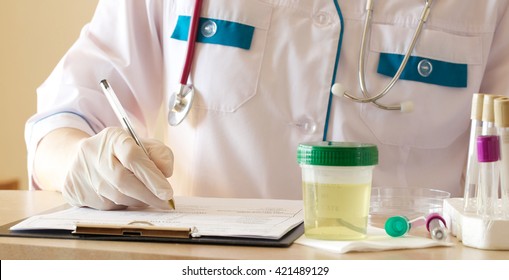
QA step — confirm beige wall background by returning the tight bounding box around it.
[0,0,99,189]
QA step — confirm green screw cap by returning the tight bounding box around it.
[385,216,410,237]
[297,141,378,167]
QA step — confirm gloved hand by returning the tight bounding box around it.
[62,127,174,210]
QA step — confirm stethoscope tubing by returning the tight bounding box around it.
[180,0,203,86]
[171,0,433,131]
[343,0,433,110]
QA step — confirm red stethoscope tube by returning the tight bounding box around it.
[180,0,203,85]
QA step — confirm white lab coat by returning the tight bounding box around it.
[26,0,509,198]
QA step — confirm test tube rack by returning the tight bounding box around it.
[443,198,509,250]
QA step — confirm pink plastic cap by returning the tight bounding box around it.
[477,135,500,163]
[425,213,446,232]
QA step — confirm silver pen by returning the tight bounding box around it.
[100,79,175,209]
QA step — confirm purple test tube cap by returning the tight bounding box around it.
[477,135,500,163]
[425,213,446,232]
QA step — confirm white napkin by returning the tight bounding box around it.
[295,226,453,254]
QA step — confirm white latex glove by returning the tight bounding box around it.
[63,127,174,210]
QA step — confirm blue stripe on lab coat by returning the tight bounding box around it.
[377,53,468,88]
[171,16,254,50]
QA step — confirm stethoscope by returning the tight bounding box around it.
[331,0,434,113]
[168,0,203,126]
[168,0,434,126]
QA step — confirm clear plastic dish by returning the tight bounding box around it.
[369,187,451,227]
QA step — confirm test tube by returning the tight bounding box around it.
[384,215,426,237]
[464,93,484,212]
[476,135,500,218]
[494,98,509,218]
[425,213,448,241]
[481,95,503,136]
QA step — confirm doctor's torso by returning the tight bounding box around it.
[157,0,508,198]
[31,0,509,198]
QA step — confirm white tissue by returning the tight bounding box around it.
[295,226,452,254]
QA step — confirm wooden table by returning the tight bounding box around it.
[0,190,507,260]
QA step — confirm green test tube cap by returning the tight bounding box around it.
[385,215,410,237]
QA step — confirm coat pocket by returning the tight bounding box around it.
[358,23,482,148]
[168,0,272,113]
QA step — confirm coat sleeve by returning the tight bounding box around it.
[24,0,165,189]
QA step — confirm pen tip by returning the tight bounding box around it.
[168,199,176,210]
[100,79,109,88]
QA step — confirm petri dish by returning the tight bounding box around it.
[369,187,451,227]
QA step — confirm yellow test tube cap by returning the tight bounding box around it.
[482,95,507,123]
[471,93,484,121]
[494,97,509,128]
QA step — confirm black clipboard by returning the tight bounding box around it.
[0,205,304,248]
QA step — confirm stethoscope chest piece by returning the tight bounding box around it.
[168,84,195,126]
[167,0,203,126]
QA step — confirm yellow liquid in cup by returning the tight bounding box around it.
[303,182,371,240]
